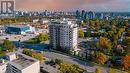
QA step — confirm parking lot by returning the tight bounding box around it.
[0,33,36,42]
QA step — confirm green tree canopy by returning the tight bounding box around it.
[37,33,48,43]
[2,39,15,52]
[59,63,84,73]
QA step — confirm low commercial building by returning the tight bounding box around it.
[5,25,35,35]
[40,19,49,28]
[0,52,40,73]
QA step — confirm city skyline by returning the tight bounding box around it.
[15,0,130,12]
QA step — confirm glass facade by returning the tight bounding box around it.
[6,26,30,34]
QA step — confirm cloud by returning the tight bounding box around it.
[15,0,130,11]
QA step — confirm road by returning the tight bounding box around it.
[43,51,107,73]
[43,51,128,73]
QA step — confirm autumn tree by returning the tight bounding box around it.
[123,19,129,26]
[95,52,107,64]
[59,63,84,73]
[23,49,45,61]
[95,67,101,73]
[78,29,84,38]
[96,37,112,54]
[121,55,130,70]
[108,68,115,73]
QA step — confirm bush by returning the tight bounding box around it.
[23,49,45,61]
[54,59,63,65]
[59,63,84,73]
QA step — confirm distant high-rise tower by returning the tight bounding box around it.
[76,10,81,19]
[49,19,78,52]
[81,10,85,20]
[88,11,95,19]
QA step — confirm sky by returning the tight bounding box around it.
[15,0,130,12]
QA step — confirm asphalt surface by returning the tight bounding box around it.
[43,51,128,73]
[43,51,108,73]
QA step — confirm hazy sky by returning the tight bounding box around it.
[15,0,130,12]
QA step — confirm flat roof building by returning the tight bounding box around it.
[5,25,35,35]
[0,52,40,73]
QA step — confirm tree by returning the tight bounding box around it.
[116,28,124,38]
[59,63,84,73]
[23,49,32,56]
[114,45,124,55]
[123,20,129,26]
[37,33,48,43]
[86,28,91,37]
[96,37,112,54]
[108,68,115,73]
[108,31,113,38]
[81,20,86,26]
[126,30,130,36]
[95,52,107,64]
[111,20,116,26]
[95,67,101,73]
[122,37,130,50]
[23,49,45,61]
[54,59,63,65]
[121,55,130,70]
[112,35,118,45]
[78,29,84,38]
[2,39,15,52]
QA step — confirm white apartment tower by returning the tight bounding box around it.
[49,19,78,51]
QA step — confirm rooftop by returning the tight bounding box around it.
[6,25,30,29]
[9,52,38,70]
[50,18,76,25]
[49,19,77,28]
[0,59,8,66]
